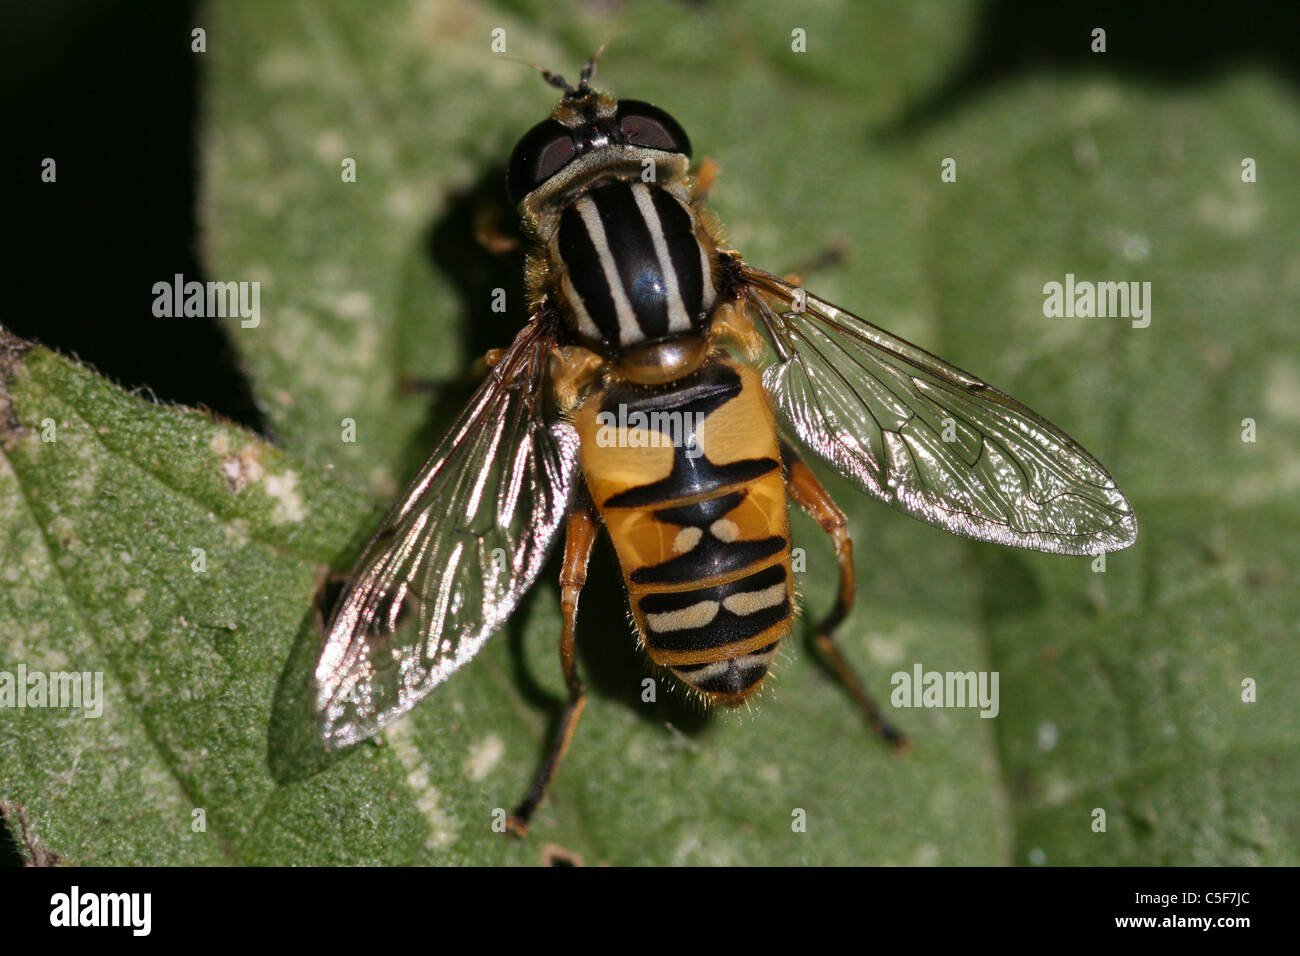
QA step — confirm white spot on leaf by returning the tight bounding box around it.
[264,470,306,523]
[464,734,505,782]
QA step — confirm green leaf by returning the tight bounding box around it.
[4,0,1296,865]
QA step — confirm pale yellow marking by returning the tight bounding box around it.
[672,526,703,554]
[575,399,677,507]
[721,582,787,616]
[694,361,781,465]
[647,600,719,633]
[709,518,740,542]
[676,659,731,682]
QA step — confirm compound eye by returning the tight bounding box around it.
[507,119,577,205]
[534,135,576,180]
[617,101,691,157]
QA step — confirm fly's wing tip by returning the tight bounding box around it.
[1066,508,1135,556]
[1103,511,1138,553]
[317,708,377,752]
[312,671,369,751]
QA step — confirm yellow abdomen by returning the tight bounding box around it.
[575,356,792,702]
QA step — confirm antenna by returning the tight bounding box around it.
[575,41,609,94]
[504,40,613,99]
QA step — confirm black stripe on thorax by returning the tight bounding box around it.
[558,201,620,343]
[557,181,707,347]
[651,188,704,323]
[593,183,668,339]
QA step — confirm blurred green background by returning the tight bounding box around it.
[1,0,1297,865]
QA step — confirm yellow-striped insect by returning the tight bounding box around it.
[315,57,1137,834]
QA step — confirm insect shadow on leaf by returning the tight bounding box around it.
[975,548,1044,622]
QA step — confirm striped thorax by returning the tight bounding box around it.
[512,90,723,378]
[556,180,717,349]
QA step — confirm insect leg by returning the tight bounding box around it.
[782,440,908,749]
[779,243,848,288]
[507,505,600,836]
[473,202,520,255]
[690,157,719,201]
[399,348,509,396]
[709,299,767,362]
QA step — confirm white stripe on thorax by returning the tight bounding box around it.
[560,270,602,340]
[575,196,641,345]
[631,183,691,333]
[697,214,716,311]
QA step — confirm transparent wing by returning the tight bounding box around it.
[315,319,580,748]
[740,265,1136,554]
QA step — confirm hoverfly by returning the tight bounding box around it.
[315,56,1137,835]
